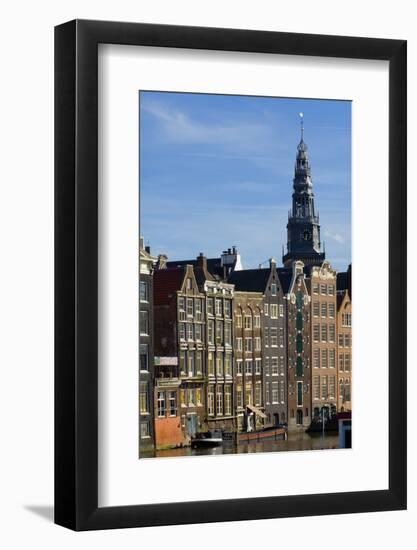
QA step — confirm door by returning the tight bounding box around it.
[187,414,197,436]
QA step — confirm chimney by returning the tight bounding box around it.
[269,257,277,268]
[145,245,151,254]
[139,236,144,250]
[221,245,243,273]
[197,252,207,271]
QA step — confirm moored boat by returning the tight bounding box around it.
[191,430,223,448]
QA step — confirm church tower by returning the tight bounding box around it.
[283,114,325,267]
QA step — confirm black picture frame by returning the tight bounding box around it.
[55,19,407,531]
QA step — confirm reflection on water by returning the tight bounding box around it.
[152,432,340,459]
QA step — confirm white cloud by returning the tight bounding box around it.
[324,230,345,245]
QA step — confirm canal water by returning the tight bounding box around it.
[152,432,340,459]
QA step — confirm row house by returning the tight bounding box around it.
[337,289,352,412]
[232,291,265,432]
[229,259,287,427]
[139,238,156,456]
[307,261,338,422]
[280,261,312,430]
[153,264,206,448]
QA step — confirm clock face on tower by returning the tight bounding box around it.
[302,229,312,241]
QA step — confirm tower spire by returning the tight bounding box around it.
[282,114,325,267]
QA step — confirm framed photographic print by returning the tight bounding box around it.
[55,20,407,530]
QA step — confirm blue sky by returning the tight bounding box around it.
[140,91,351,272]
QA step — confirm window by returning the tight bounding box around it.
[271,283,277,296]
[279,355,285,376]
[279,327,284,346]
[188,388,195,406]
[208,320,215,345]
[321,349,328,369]
[271,356,279,375]
[313,348,320,369]
[255,359,262,374]
[264,327,269,346]
[236,337,243,351]
[297,381,303,406]
[296,333,303,353]
[169,391,177,416]
[216,387,223,415]
[244,338,253,352]
[225,353,232,376]
[255,337,261,351]
[215,298,222,316]
[328,285,335,296]
[264,303,269,315]
[187,298,193,317]
[321,302,327,317]
[279,304,284,317]
[329,303,335,318]
[313,376,320,399]
[216,321,223,345]
[224,385,232,415]
[270,304,278,318]
[188,351,195,376]
[178,323,186,341]
[322,376,328,399]
[237,386,243,408]
[339,379,344,401]
[186,277,192,290]
[194,323,202,341]
[339,353,344,372]
[345,354,351,371]
[329,324,335,343]
[313,324,320,342]
[244,315,252,329]
[206,298,213,315]
[254,315,261,328]
[216,354,223,376]
[245,360,253,375]
[329,376,335,399]
[296,356,303,377]
[140,311,149,335]
[279,380,285,403]
[313,301,319,317]
[236,315,242,328]
[180,389,186,407]
[320,284,327,295]
[140,344,148,371]
[195,299,202,321]
[180,351,186,374]
[342,313,352,327]
[196,387,202,406]
[224,300,231,318]
[338,333,344,347]
[245,384,253,406]
[321,324,327,342]
[187,323,193,341]
[313,283,319,295]
[208,352,214,376]
[329,349,335,368]
[196,351,202,374]
[272,382,279,404]
[178,297,185,320]
[255,382,262,406]
[140,280,148,302]
[270,328,278,347]
[225,322,232,345]
[264,357,270,375]
[157,391,166,417]
[139,382,148,413]
[208,385,215,415]
[344,379,351,401]
[265,384,270,404]
[140,421,150,438]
